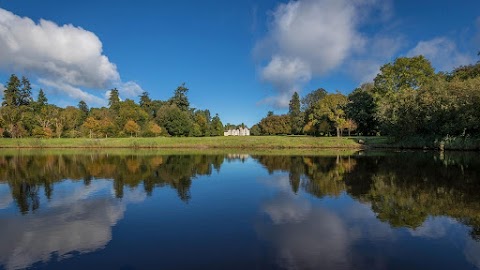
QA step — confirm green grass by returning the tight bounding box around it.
[0,136,363,150]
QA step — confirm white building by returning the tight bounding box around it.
[224,127,250,136]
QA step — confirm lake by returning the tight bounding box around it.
[0,150,480,270]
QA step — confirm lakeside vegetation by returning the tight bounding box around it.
[0,136,364,149]
[252,55,480,148]
[1,54,480,151]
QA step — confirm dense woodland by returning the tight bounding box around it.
[0,80,224,138]
[252,54,480,139]
[1,54,479,139]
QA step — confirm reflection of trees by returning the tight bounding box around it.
[253,152,480,241]
[253,155,356,197]
[0,154,227,213]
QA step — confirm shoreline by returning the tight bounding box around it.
[0,136,479,151]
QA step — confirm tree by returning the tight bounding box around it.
[373,56,436,136]
[302,88,327,111]
[344,119,358,136]
[288,92,303,134]
[170,83,190,111]
[124,120,140,137]
[78,100,89,121]
[2,74,21,107]
[250,124,261,136]
[156,105,193,136]
[117,99,149,129]
[19,76,32,106]
[210,114,224,136]
[139,91,155,117]
[258,115,291,135]
[108,88,121,113]
[145,121,162,137]
[82,117,99,138]
[313,93,348,137]
[346,83,378,135]
[37,89,48,107]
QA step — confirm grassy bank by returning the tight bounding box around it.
[1,136,476,151]
[0,136,363,150]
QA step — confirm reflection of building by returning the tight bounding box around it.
[224,127,250,136]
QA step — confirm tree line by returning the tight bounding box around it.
[252,54,480,139]
[0,77,224,138]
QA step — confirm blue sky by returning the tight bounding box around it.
[0,0,479,126]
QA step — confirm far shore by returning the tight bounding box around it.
[0,136,478,151]
[0,136,365,150]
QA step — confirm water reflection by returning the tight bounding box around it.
[0,151,480,269]
[0,181,144,270]
[253,152,480,240]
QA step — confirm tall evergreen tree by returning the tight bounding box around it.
[170,83,190,111]
[19,76,32,106]
[78,100,89,122]
[108,88,120,113]
[37,89,48,107]
[288,92,303,134]
[2,74,21,106]
[210,114,224,136]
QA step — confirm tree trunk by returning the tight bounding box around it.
[336,127,340,137]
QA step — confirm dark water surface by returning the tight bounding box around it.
[1,150,480,270]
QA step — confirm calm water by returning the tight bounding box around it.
[1,150,480,270]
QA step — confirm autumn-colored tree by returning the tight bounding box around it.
[124,120,140,137]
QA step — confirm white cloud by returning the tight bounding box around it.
[0,8,142,105]
[117,81,144,98]
[407,37,473,72]
[0,83,4,98]
[256,0,390,107]
[39,78,106,105]
[347,35,405,83]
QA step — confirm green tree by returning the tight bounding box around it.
[210,114,224,136]
[302,88,327,111]
[2,74,21,107]
[313,93,348,137]
[170,83,190,111]
[19,76,32,106]
[108,88,121,113]
[346,83,378,135]
[250,124,261,136]
[37,89,48,107]
[78,100,89,122]
[288,92,303,134]
[156,105,192,136]
[373,56,436,136]
[258,115,291,135]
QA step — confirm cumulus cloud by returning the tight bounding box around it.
[407,37,473,72]
[0,83,4,98]
[256,0,390,107]
[0,8,142,105]
[347,35,405,83]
